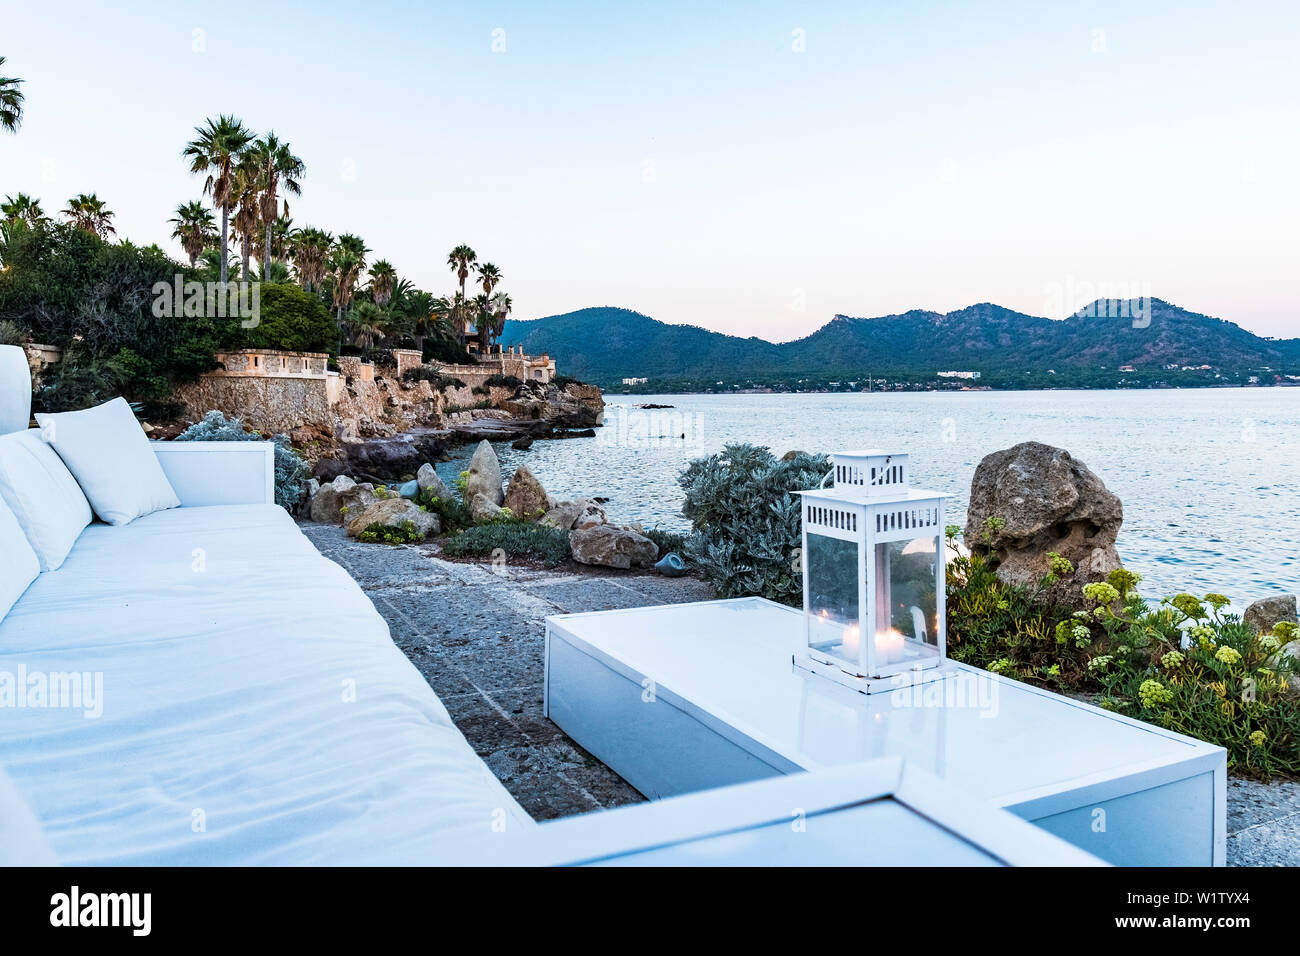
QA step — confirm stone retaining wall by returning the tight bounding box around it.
[173,375,333,435]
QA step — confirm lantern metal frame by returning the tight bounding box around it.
[795,451,954,694]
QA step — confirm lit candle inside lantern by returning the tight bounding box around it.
[874,628,904,665]
[842,623,860,660]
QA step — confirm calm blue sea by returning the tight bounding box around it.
[440,389,1300,606]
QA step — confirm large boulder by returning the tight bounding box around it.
[416,462,453,502]
[345,496,440,539]
[541,498,605,531]
[1243,594,1298,636]
[503,465,553,519]
[468,493,503,523]
[309,475,379,525]
[465,440,503,507]
[965,442,1123,610]
[570,525,658,570]
[1244,596,1300,695]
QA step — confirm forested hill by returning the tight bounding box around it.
[500,301,1300,387]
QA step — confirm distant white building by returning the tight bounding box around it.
[937,370,981,380]
[622,377,648,386]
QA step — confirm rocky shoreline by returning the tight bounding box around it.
[309,377,605,484]
[304,436,675,573]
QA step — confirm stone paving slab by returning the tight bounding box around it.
[300,521,1296,864]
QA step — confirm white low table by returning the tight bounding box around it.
[545,597,1227,866]
[434,757,1105,866]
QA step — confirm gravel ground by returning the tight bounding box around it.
[301,522,1300,865]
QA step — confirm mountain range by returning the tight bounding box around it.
[500,300,1300,387]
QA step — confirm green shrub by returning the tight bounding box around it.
[679,444,830,604]
[237,282,335,355]
[0,319,25,345]
[357,520,425,545]
[482,373,522,390]
[414,487,473,534]
[0,221,221,391]
[175,410,310,511]
[442,522,571,567]
[1083,586,1300,779]
[645,527,687,556]
[944,522,1082,687]
[401,365,466,390]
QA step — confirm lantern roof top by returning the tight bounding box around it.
[796,486,951,504]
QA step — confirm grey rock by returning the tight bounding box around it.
[570,525,658,570]
[309,475,378,525]
[397,479,419,499]
[465,440,504,507]
[416,462,453,502]
[1245,595,1300,694]
[965,441,1123,610]
[469,492,503,523]
[1243,595,1298,636]
[503,465,553,519]
[345,496,440,539]
[541,498,604,531]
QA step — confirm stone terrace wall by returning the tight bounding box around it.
[174,374,332,435]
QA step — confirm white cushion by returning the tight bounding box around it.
[0,495,39,619]
[0,430,92,570]
[0,766,57,865]
[35,398,179,526]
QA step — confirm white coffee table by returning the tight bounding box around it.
[544,597,1227,866]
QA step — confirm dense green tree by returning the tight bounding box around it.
[239,282,335,354]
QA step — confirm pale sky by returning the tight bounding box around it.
[3,0,1298,340]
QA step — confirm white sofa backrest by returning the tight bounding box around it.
[0,345,32,436]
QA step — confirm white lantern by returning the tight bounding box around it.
[795,451,952,693]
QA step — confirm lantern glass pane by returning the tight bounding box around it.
[872,536,940,667]
[805,533,861,664]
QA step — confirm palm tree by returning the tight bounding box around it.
[169,200,217,267]
[330,233,369,326]
[490,292,513,346]
[446,244,477,344]
[245,133,304,277]
[61,193,116,238]
[290,226,332,291]
[183,115,254,285]
[369,260,397,305]
[260,215,295,264]
[477,262,502,298]
[231,156,261,280]
[1,193,46,227]
[474,263,503,351]
[349,300,389,351]
[0,57,22,133]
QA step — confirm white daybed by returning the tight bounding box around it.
[0,345,1099,866]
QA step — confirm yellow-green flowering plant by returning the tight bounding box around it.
[1083,579,1300,778]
